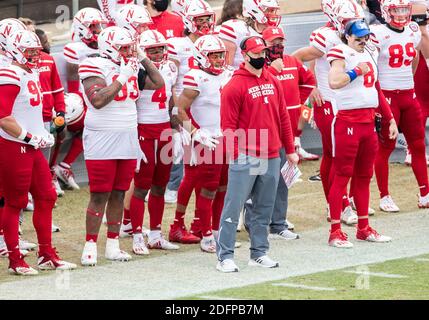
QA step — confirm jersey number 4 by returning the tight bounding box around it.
[151,87,167,109]
[388,43,415,68]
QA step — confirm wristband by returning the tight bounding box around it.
[171,106,179,116]
[116,74,128,86]
[346,68,359,82]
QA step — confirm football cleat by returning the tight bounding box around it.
[341,206,358,225]
[132,234,149,255]
[8,258,38,276]
[418,193,429,208]
[105,238,132,262]
[356,226,392,243]
[308,172,322,182]
[169,223,201,244]
[24,193,34,211]
[52,223,61,233]
[297,146,320,161]
[119,222,133,238]
[54,163,80,190]
[81,241,97,266]
[200,236,216,253]
[328,229,353,248]
[190,219,203,239]
[248,255,279,268]
[37,247,77,271]
[216,259,239,273]
[379,195,400,212]
[349,197,375,216]
[52,173,64,197]
[148,234,179,250]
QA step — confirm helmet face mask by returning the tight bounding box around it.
[7,30,42,70]
[145,45,167,67]
[117,43,137,63]
[139,29,168,68]
[206,51,226,75]
[388,5,412,27]
[22,47,41,68]
[72,8,107,46]
[262,6,281,26]
[193,14,215,35]
[98,27,136,64]
[243,0,281,27]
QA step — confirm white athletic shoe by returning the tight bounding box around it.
[379,195,400,212]
[200,235,216,253]
[418,193,429,208]
[132,234,149,255]
[119,222,133,238]
[54,162,80,190]
[24,193,34,212]
[81,241,97,266]
[148,234,179,250]
[297,146,320,161]
[105,238,132,262]
[286,219,295,230]
[52,175,64,197]
[356,226,392,243]
[248,255,279,268]
[329,229,354,248]
[341,206,358,225]
[164,189,177,204]
[404,151,429,166]
[19,238,37,251]
[349,197,375,216]
[216,259,239,273]
[269,229,300,240]
[52,223,61,233]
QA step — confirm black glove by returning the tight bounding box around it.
[411,14,428,26]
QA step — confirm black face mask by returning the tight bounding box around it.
[153,0,169,12]
[247,55,266,69]
[267,44,284,62]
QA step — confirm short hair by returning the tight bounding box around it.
[35,29,45,37]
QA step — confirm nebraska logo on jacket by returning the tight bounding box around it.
[248,84,275,99]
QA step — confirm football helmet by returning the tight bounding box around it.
[6,30,42,69]
[71,8,107,45]
[242,0,281,27]
[183,0,215,36]
[171,0,190,18]
[115,4,153,40]
[139,30,168,68]
[0,18,27,53]
[321,0,339,22]
[193,35,226,75]
[98,26,136,64]
[332,0,365,33]
[381,0,412,28]
[64,93,85,125]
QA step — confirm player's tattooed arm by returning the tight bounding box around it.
[82,76,122,109]
[172,88,200,133]
[141,58,165,90]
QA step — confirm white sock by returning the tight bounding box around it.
[148,230,161,242]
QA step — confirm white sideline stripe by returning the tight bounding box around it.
[343,271,408,279]
[272,283,336,291]
[197,296,245,300]
[415,258,429,262]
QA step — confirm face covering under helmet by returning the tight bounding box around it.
[153,0,169,12]
[247,54,266,70]
[266,43,284,62]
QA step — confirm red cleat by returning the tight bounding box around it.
[169,224,201,244]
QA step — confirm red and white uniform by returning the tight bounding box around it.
[97,0,136,25]
[267,55,316,137]
[371,22,428,198]
[134,60,178,191]
[79,57,139,193]
[0,53,10,67]
[149,11,185,39]
[38,51,65,123]
[218,19,260,69]
[370,22,421,90]
[167,36,196,96]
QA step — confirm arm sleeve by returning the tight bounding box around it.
[51,60,65,114]
[278,84,295,154]
[138,68,147,91]
[0,85,20,119]
[375,81,393,121]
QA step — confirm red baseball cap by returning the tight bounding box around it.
[262,27,285,42]
[240,36,268,54]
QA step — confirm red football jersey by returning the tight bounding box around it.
[149,11,184,39]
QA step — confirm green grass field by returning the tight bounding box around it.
[184,254,429,300]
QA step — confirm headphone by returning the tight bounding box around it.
[239,36,267,51]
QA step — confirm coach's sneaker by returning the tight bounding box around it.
[8,258,38,276]
[119,222,133,238]
[37,247,77,271]
[81,241,97,266]
[19,238,37,251]
[308,171,322,182]
[105,238,132,262]
[269,229,300,240]
[248,255,279,268]
[164,189,177,204]
[297,146,319,161]
[286,219,295,230]
[341,206,358,225]
[379,195,400,212]
[328,229,353,248]
[418,193,429,208]
[356,226,392,243]
[54,162,80,190]
[148,232,179,250]
[216,259,239,273]
[169,223,201,244]
[132,234,149,255]
[349,197,375,216]
[200,235,216,253]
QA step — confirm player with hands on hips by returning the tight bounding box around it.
[0,30,76,275]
